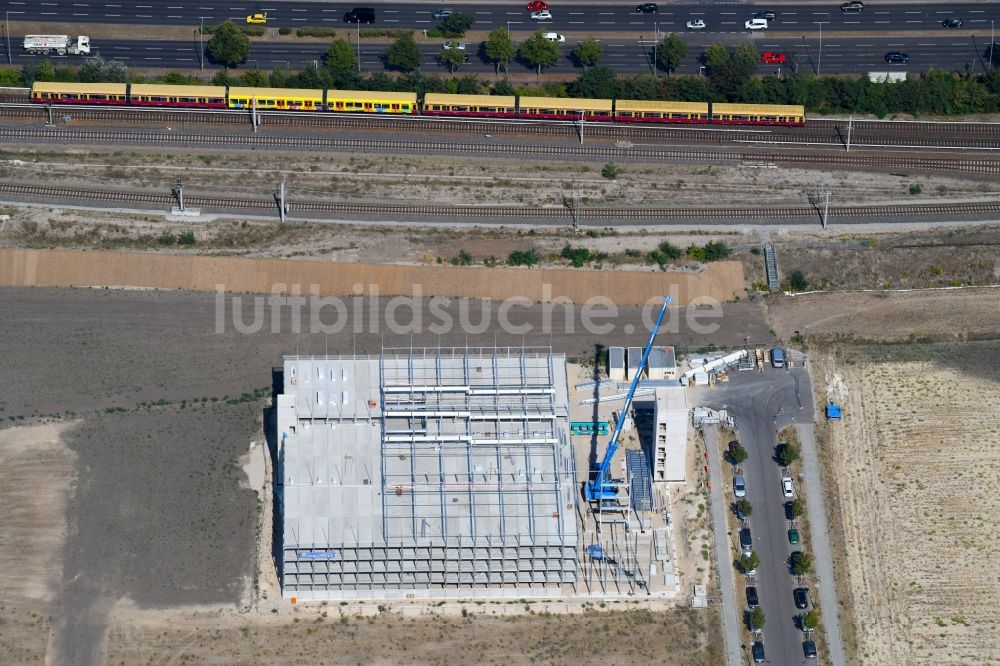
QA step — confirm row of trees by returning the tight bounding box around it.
[14,47,1000,117]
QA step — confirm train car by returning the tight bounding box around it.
[30,82,128,105]
[325,89,417,114]
[517,96,613,121]
[422,92,516,118]
[613,99,709,124]
[710,102,805,126]
[128,83,227,109]
[227,86,324,111]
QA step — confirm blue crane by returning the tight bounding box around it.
[584,295,672,503]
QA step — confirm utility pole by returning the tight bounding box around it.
[846,114,853,152]
[199,17,207,70]
[653,21,658,76]
[815,190,830,228]
[173,179,185,212]
[277,176,289,223]
[991,20,995,70]
[816,22,827,76]
[251,96,259,132]
[578,109,584,144]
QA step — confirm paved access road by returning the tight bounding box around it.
[696,366,821,666]
[9,35,993,76]
[6,1,1000,35]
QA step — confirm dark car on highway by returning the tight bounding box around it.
[754,10,776,20]
[746,586,759,608]
[885,51,909,64]
[751,641,766,663]
[841,1,863,12]
[794,586,811,609]
[636,3,659,13]
[942,18,963,28]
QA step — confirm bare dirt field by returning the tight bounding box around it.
[0,248,746,306]
[100,603,719,665]
[0,423,76,665]
[767,287,1000,343]
[811,341,1000,666]
[0,286,767,664]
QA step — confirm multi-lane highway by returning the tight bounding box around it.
[5,1,1000,35]
[5,34,992,76]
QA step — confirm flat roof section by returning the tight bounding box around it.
[32,82,127,95]
[276,347,579,599]
[129,84,226,98]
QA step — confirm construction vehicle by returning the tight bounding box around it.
[23,35,91,56]
[584,295,671,504]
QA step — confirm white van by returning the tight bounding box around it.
[745,18,768,30]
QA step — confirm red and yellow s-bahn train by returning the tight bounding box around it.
[30,81,806,126]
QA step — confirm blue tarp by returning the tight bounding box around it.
[826,403,842,419]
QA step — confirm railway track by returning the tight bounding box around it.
[3,181,999,224]
[2,103,1000,149]
[3,126,999,175]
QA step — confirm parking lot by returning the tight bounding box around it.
[694,355,825,665]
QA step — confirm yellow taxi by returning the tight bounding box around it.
[246,12,267,24]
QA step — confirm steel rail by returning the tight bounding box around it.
[2,182,999,224]
[3,126,999,175]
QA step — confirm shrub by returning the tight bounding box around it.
[359,28,413,38]
[451,249,474,266]
[278,26,292,35]
[157,232,176,246]
[177,231,197,245]
[296,26,337,37]
[508,249,539,266]
[909,183,923,195]
[788,269,809,292]
[601,163,619,180]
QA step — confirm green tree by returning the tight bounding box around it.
[741,550,759,574]
[749,607,766,630]
[657,33,687,73]
[211,68,234,86]
[386,33,422,72]
[492,78,516,96]
[733,41,760,77]
[729,442,748,464]
[441,12,475,37]
[79,55,128,82]
[704,43,730,72]
[324,38,356,72]
[571,65,618,98]
[734,498,753,517]
[788,269,809,292]
[790,551,812,576]
[22,59,57,85]
[207,20,251,67]
[485,29,516,74]
[801,610,821,631]
[519,30,561,77]
[777,442,800,467]
[573,36,603,69]
[439,46,467,73]
[789,499,805,519]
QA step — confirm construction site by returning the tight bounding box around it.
[274,301,690,601]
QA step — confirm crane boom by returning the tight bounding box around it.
[585,295,671,502]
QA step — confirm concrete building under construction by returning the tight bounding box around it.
[274,346,580,600]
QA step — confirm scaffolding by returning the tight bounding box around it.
[277,346,580,599]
